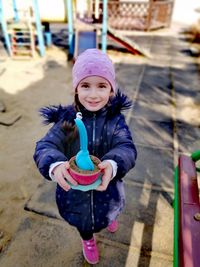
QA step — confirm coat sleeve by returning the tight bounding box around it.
[33,121,68,180]
[101,114,137,179]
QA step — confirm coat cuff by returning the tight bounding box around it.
[104,159,118,179]
[49,161,65,181]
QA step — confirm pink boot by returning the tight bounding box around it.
[107,220,119,233]
[81,236,99,264]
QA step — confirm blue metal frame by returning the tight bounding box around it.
[32,0,45,56]
[12,0,19,22]
[66,0,74,57]
[43,22,52,47]
[0,0,12,55]
[44,32,52,47]
[102,0,107,52]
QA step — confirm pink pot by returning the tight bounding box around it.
[68,155,101,185]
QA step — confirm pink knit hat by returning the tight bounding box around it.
[72,49,116,92]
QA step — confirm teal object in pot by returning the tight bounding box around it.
[74,112,95,171]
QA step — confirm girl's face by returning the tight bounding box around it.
[77,76,112,112]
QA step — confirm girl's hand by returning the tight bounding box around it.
[52,161,78,191]
[96,161,113,191]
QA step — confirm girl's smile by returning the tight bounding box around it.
[77,76,112,112]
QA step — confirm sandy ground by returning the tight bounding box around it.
[0,47,76,250]
[0,1,200,255]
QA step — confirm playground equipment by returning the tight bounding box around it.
[0,0,151,58]
[0,0,107,58]
[67,0,109,59]
[174,150,200,267]
[67,0,149,58]
[107,26,150,57]
[108,0,175,31]
[0,0,77,57]
[0,0,47,57]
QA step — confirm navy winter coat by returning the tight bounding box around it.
[33,91,137,234]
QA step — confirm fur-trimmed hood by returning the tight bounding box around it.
[39,90,132,125]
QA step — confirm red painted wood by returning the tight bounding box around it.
[178,155,200,267]
[107,28,141,56]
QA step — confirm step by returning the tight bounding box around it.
[12,47,32,52]
[12,34,31,37]
[12,43,32,46]
[9,29,33,34]
[7,22,34,30]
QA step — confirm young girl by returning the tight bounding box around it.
[33,48,137,265]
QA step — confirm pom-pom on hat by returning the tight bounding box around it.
[72,49,116,92]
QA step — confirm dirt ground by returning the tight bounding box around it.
[0,47,76,250]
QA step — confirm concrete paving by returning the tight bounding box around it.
[1,22,200,267]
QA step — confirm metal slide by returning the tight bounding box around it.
[74,29,97,58]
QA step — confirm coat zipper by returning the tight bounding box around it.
[91,113,96,230]
[91,191,94,230]
[92,113,96,155]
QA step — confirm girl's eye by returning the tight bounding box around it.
[99,84,108,89]
[81,84,89,88]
